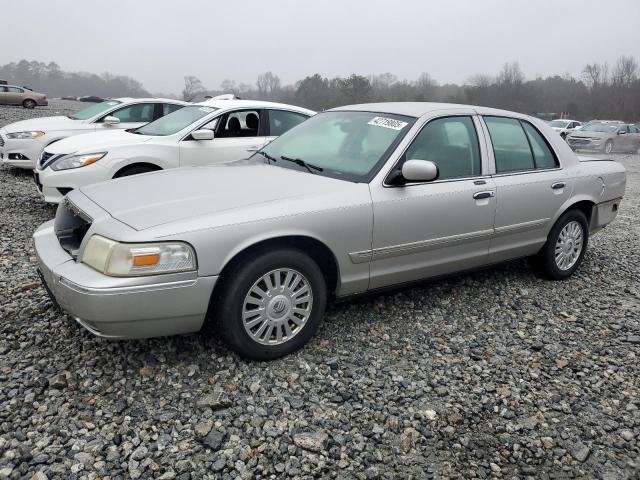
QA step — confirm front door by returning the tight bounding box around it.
[482,116,572,262]
[369,115,496,289]
[180,109,267,167]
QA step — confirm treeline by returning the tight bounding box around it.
[0,60,150,98]
[188,56,640,121]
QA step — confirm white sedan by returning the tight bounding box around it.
[34,100,315,203]
[0,97,188,169]
[548,119,582,139]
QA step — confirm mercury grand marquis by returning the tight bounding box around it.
[34,102,626,359]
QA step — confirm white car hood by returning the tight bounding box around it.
[79,163,363,231]
[45,130,153,155]
[2,116,80,133]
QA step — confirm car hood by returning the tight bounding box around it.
[80,163,364,231]
[45,129,153,155]
[2,115,80,133]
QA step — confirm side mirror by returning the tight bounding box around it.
[191,129,215,140]
[617,130,626,135]
[103,116,120,126]
[401,159,439,183]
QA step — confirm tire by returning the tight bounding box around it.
[113,165,159,178]
[604,140,614,155]
[212,248,327,360]
[532,209,589,280]
[22,99,36,109]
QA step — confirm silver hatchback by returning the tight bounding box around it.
[34,102,626,359]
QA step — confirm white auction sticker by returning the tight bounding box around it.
[368,117,408,130]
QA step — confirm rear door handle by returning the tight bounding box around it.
[473,191,495,200]
[551,182,566,190]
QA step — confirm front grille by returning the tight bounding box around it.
[54,198,92,259]
[0,135,4,147]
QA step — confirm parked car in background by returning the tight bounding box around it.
[566,123,640,154]
[575,119,624,131]
[79,96,105,103]
[33,102,626,359]
[0,84,48,109]
[34,99,314,203]
[0,79,8,85]
[0,98,187,169]
[548,119,582,138]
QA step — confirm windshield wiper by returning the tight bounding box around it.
[255,150,277,163]
[280,155,324,174]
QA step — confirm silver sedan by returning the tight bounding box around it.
[34,102,626,359]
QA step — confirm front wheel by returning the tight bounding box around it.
[531,210,589,280]
[213,248,327,360]
[23,99,36,109]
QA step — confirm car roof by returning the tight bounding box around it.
[112,97,188,105]
[329,102,535,119]
[195,99,316,115]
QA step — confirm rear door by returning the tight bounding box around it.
[6,87,24,105]
[94,102,157,131]
[482,116,571,263]
[179,109,268,167]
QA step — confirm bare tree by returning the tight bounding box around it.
[182,76,205,101]
[612,55,638,87]
[256,71,281,99]
[497,62,524,86]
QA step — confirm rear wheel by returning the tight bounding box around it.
[212,248,327,360]
[113,164,159,178]
[22,99,36,109]
[604,140,614,155]
[531,210,589,280]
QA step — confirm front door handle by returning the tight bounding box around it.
[473,191,495,200]
[551,182,566,190]
[246,146,262,152]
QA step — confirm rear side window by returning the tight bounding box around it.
[404,116,481,179]
[485,116,557,173]
[521,122,557,169]
[268,110,308,136]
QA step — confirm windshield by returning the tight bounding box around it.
[135,105,218,136]
[71,100,122,120]
[581,123,619,133]
[258,111,414,182]
[549,120,569,128]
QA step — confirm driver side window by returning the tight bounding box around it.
[217,110,261,138]
[404,116,481,180]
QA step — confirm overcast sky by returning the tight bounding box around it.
[2,0,639,94]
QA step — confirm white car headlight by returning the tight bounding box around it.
[6,131,45,139]
[51,152,107,171]
[82,235,197,277]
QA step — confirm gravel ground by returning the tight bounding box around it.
[0,103,638,479]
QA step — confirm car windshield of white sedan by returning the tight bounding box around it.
[70,100,122,120]
[135,106,218,136]
[581,124,618,133]
[549,120,569,128]
[258,111,414,181]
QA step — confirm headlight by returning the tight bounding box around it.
[6,131,45,139]
[51,152,106,171]
[82,235,197,276]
